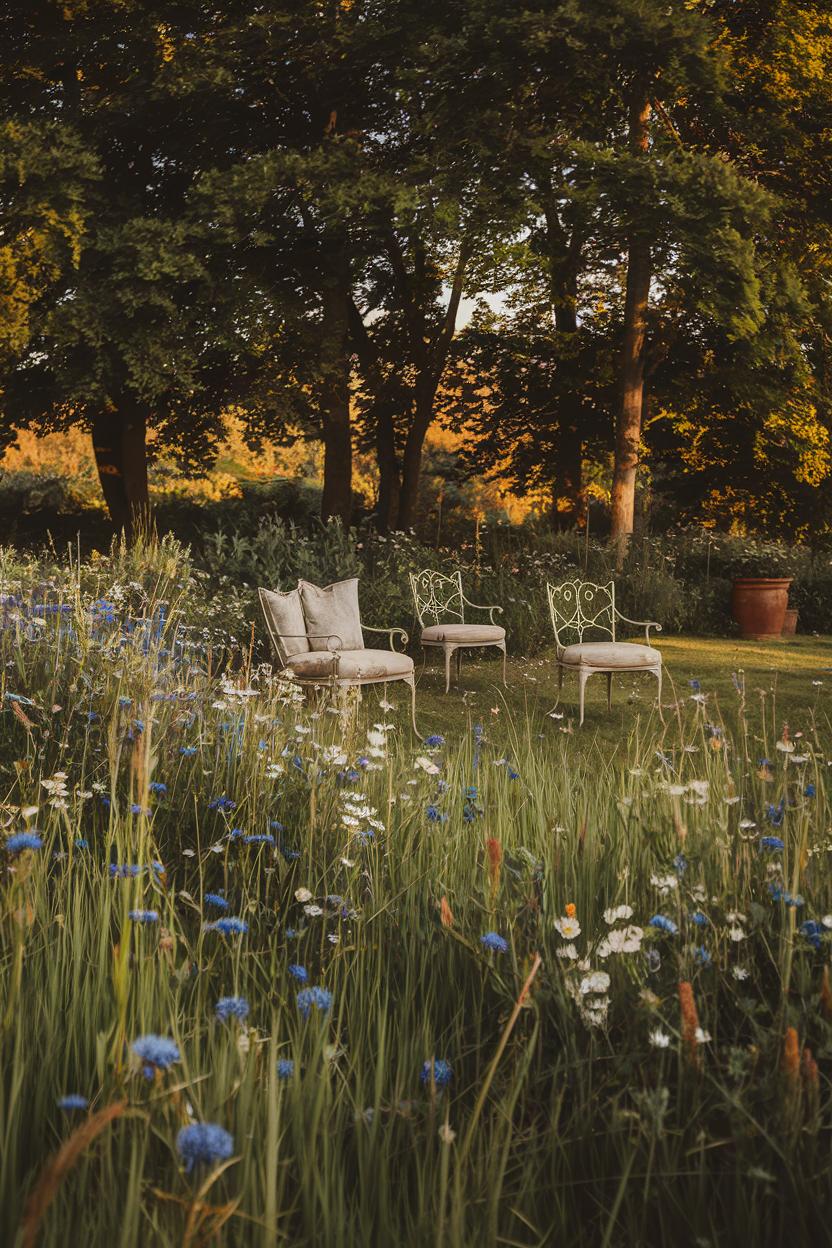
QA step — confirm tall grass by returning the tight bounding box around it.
[0,537,830,1247]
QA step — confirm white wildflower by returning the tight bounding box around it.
[295,887,313,903]
[604,904,634,925]
[580,971,610,996]
[554,916,581,939]
[648,1028,671,1049]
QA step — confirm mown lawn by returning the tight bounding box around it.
[404,634,832,749]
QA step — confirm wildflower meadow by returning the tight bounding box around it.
[1,536,832,1247]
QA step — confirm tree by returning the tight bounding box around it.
[0,2,230,538]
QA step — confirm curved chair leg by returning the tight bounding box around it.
[500,641,507,687]
[578,667,591,726]
[545,663,564,718]
[606,671,613,712]
[419,647,428,680]
[443,645,456,694]
[653,663,664,722]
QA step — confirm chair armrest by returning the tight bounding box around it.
[363,625,409,652]
[614,612,662,643]
[460,595,503,626]
[274,631,344,652]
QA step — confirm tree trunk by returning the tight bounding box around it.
[551,414,583,530]
[374,405,400,533]
[610,92,652,552]
[319,245,353,526]
[550,251,584,529]
[396,383,433,531]
[91,400,150,541]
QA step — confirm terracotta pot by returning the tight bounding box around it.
[782,607,798,637]
[730,577,792,640]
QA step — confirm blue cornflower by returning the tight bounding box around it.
[673,853,687,876]
[270,820,286,832]
[215,996,250,1022]
[648,915,679,935]
[243,833,275,846]
[131,1035,180,1077]
[694,946,711,967]
[110,863,144,878]
[208,795,236,811]
[180,746,198,757]
[57,1093,89,1111]
[176,1122,234,1172]
[800,920,824,949]
[805,783,816,798]
[285,928,299,939]
[276,1059,295,1079]
[465,786,478,801]
[288,964,308,983]
[280,845,300,862]
[128,909,159,924]
[766,801,785,827]
[6,832,43,855]
[690,911,708,926]
[74,838,89,850]
[149,782,167,795]
[759,835,785,852]
[229,828,244,841]
[758,758,772,769]
[420,1058,453,1089]
[86,711,99,723]
[207,917,248,937]
[424,734,445,748]
[130,804,148,817]
[508,768,520,780]
[296,986,333,1019]
[119,696,133,708]
[769,883,804,907]
[426,804,447,823]
[204,893,229,910]
[480,931,509,954]
[689,679,701,692]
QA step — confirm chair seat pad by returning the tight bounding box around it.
[421,623,506,645]
[285,648,414,681]
[560,641,661,669]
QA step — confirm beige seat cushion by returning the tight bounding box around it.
[285,648,414,681]
[298,577,364,650]
[259,587,310,662]
[421,623,505,645]
[560,641,661,668]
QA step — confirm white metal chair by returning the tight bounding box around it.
[258,580,418,734]
[409,569,507,693]
[547,579,663,725]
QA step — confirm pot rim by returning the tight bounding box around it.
[731,577,793,588]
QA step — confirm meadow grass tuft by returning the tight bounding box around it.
[1,537,831,1247]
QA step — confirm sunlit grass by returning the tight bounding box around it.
[1,537,831,1247]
